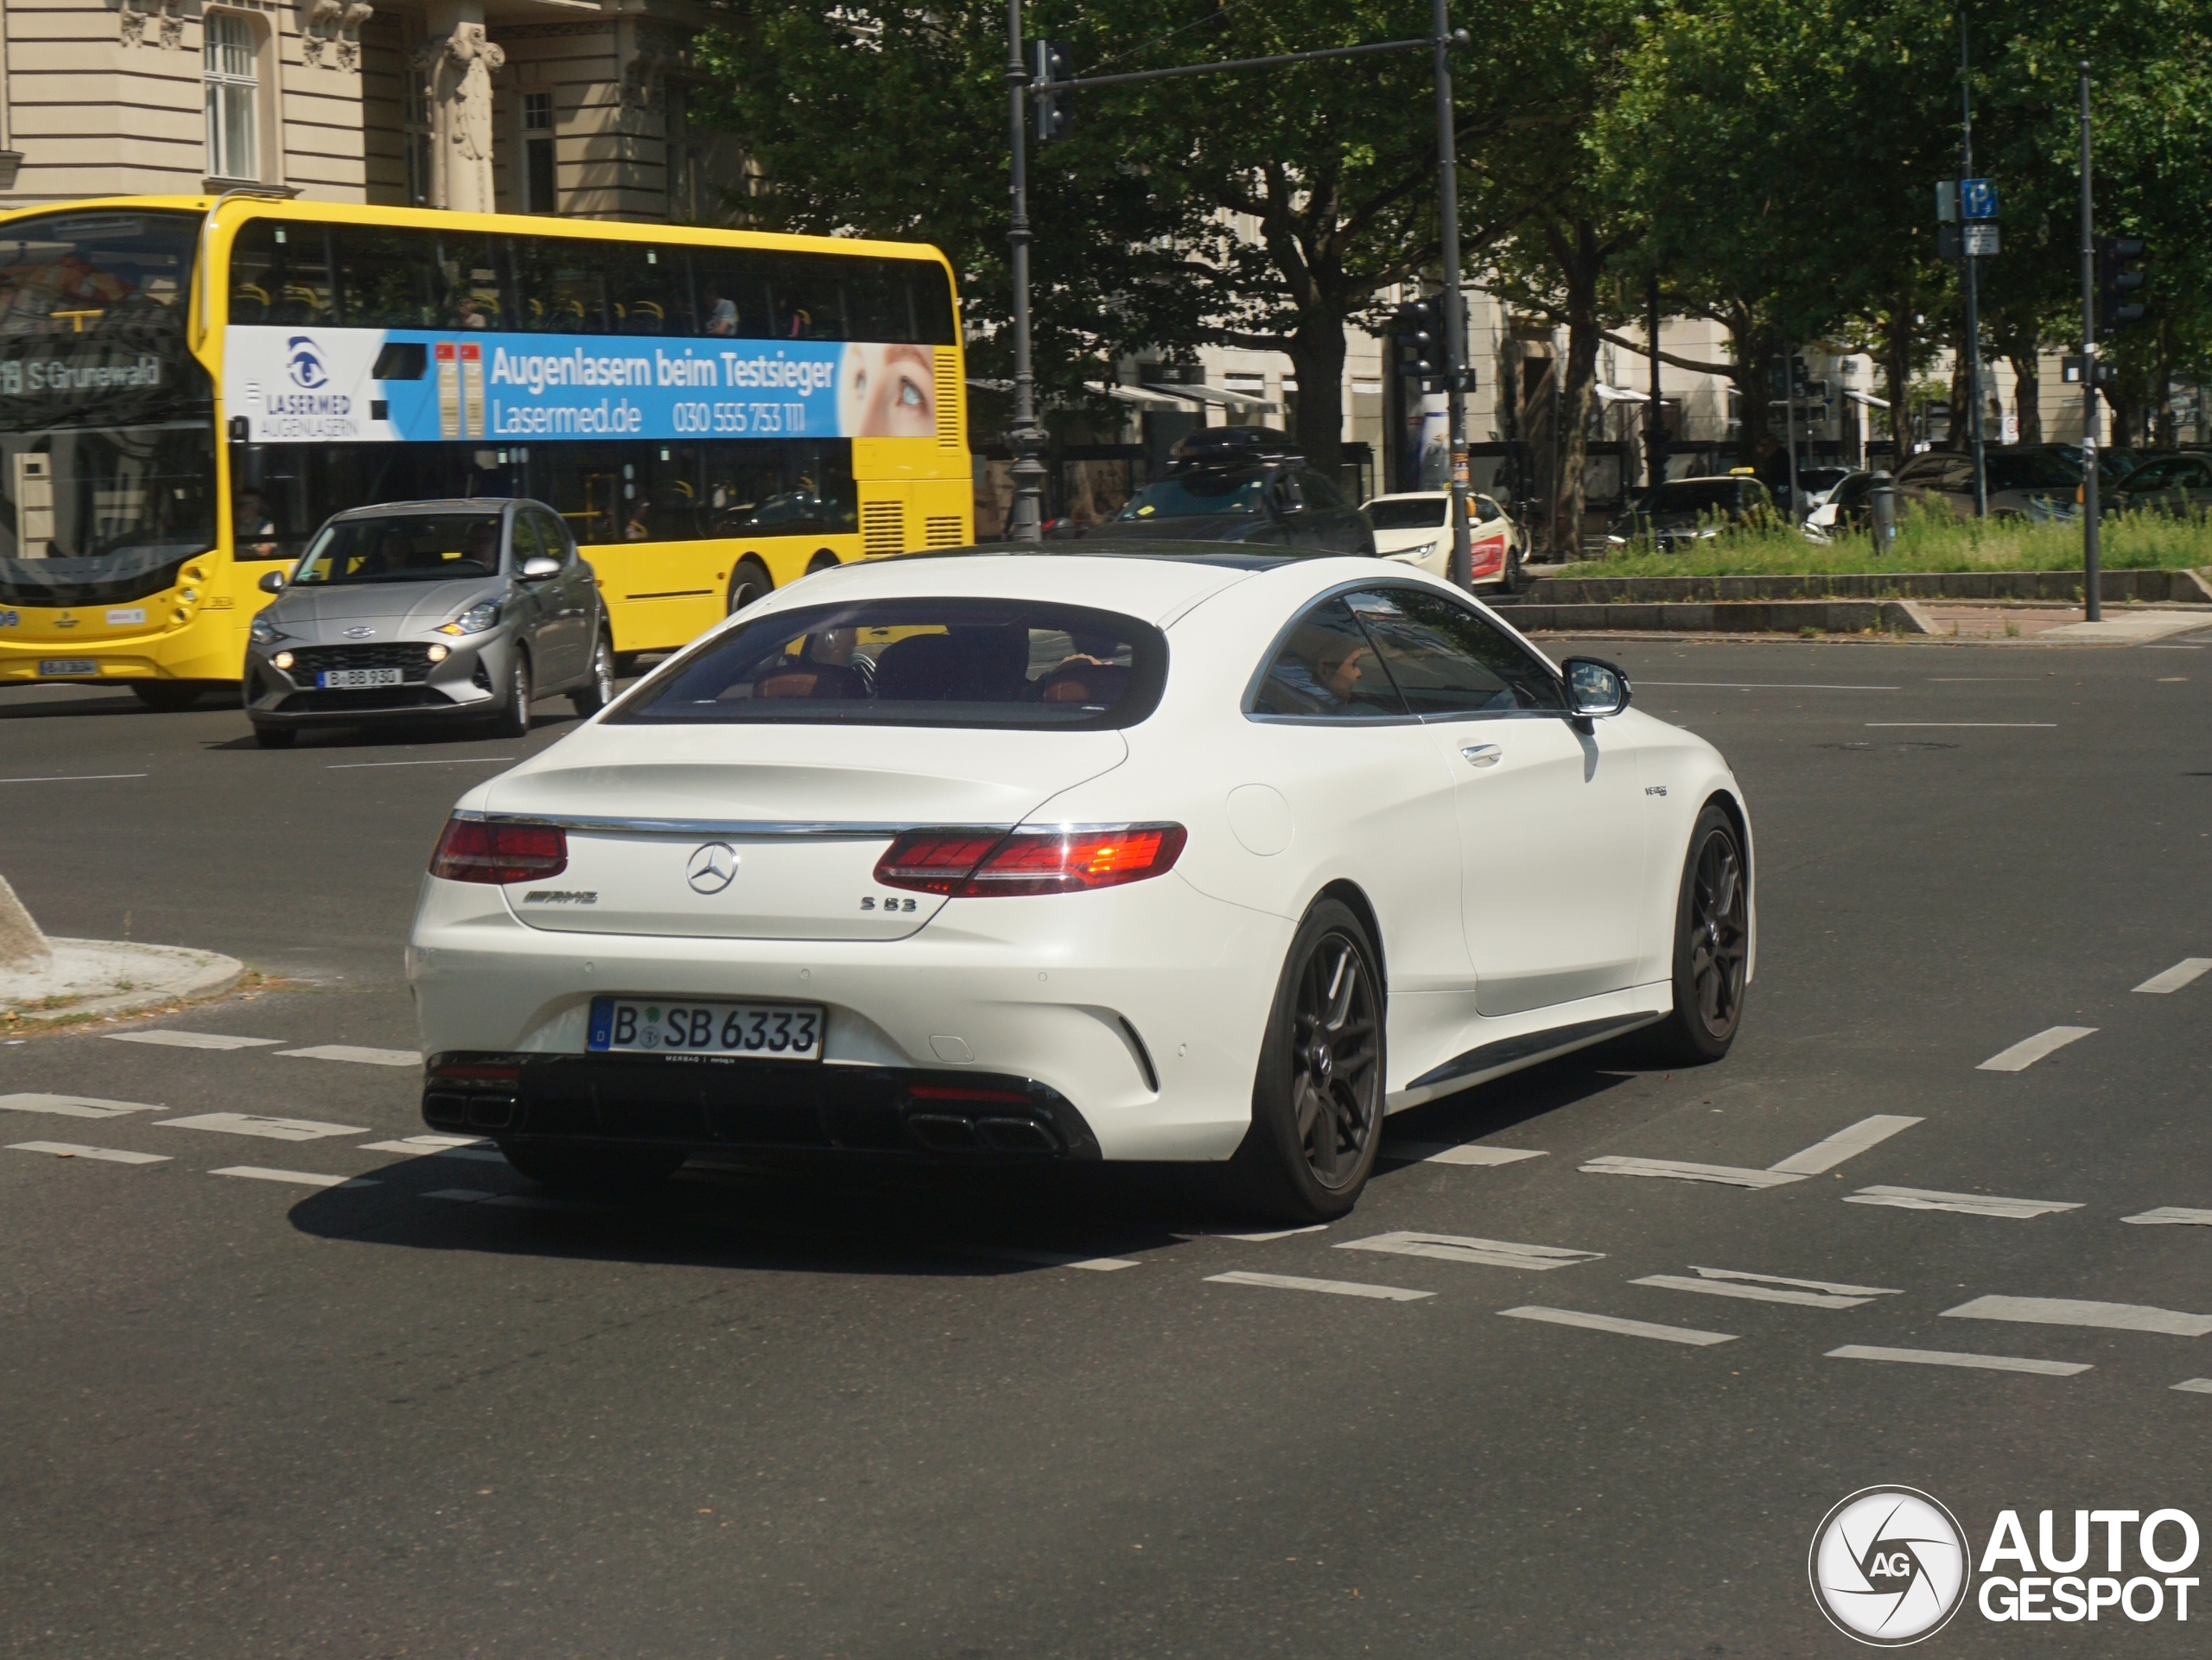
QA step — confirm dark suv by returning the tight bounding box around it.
[1084,428,1376,554]
[1608,474,1777,550]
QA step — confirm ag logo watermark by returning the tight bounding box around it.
[1810,1487,1970,1646]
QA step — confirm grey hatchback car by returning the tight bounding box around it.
[242,499,610,748]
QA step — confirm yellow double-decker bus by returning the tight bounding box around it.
[0,194,972,706]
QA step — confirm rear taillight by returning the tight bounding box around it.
[429,817,568,884]
[874,824,1185,898]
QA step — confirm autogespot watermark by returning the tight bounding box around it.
[1809,1486,2201,1645]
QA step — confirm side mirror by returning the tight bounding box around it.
[1561,656,1631,728]
[520,555,562,581]
[257,570,285,595]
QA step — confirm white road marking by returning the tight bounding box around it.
[1633,1266,1901,1309]
[1942,1294,2212,1338]
[1498,1306,1737,1346]
[1382,1142,1547,1166]
[1175,1224,1329,1243]
[1865,722,2057,728]
[9,1141,169,1165]
[1845,1185,2083,1219]
[325,756,516,769]
[1640,681,1900,690]
[156,1112,369,1142]
[1827,1344,2091,1377]
[1976,1026,2098,1072]
[2133,958,2212,995]
[1580,1155,1803,1189]
[211,1166,379,1190]
[1338,1231,1603,1270]
[2173,1379,2212,1395]
[0,1092,163,1119]
[2123,1207,2212,1227]
[105,1030,284,1051]
[1205,1270,1433,1302]
[956,1246,1141,1272]
[276,1045,423,1067]
[0,773,149,784]
[1767,1115,1923,1175]
[358,1137,504,1161]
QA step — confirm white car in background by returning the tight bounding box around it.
[1362,491,1527,590]
[408,546,1753,1220]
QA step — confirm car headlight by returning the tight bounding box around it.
[437,601,502,636]
[250,614,284,647]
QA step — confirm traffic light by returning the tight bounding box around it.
[1034,41,1073,143]
[2095,236,2149,338]
[1391,296,1444,390]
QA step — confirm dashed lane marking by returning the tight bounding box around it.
[0,773,149,784]
[952,1246,1141,1273]
[1637,681,1901,690]
[1498,1306,1737,1346]
[1844,1185,2082,1219]
[1827,1345,2092,1377]
[1338,1231,1604,1270]
[359,1139,507,1162]
[1174,1224,1329,1243]
[275,1045,423,1067]
[1580,1155,1802,1189]
[0,1092,163,1119]
[1632,1267,1902,1310]
[2134,958,2212,995]
[211,1166,380,1191]
[106,1031,284,1051]
[2123,1207,2212,1227]
[1865,722,2058,729]
[2173,1379,2212,1395]
[156,1112,370,1142]
[1977,1026,2098,1072]
[8,1141,168,1165]
[1942,1294,2212,1339]
[1766,1115,1924,1176]
[1205,1270,1433,1302]
[1382,1142,1548,1166]
[325,756,516,770]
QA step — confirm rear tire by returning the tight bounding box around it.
[499,1140,685,1195]
[806,550,840,576]
[251,723,296,749]
[492,651,532,739]
[569,632,615,716]
[132,681,207,711]
[726,556,772,614]
[1643,803,1751,1065]
[1226,899,1386,1223]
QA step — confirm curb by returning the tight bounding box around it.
[1521,568,2212,607]
[1510,600,1934,636]
[1,939,246,1027]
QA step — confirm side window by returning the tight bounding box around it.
[332,225,436,328]
[435,233,506,330]
[1937,455,1976,490]
[529,507,573,562]
[1895,457,1940,486]
[692,253,773,340]
[1298,470,1348,511]
[508,511,543,569]
[228,219,333,326]
[511,236,608,334]
[1347,588,1564,716]
[605,243,686,335]
[1250,595,1407,719]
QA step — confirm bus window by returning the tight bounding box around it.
[690,253,773,340]
[332,225,438,328]
[228,219,333,328]
[511,237,608,334]
[836,261,914,345]
[768,252,845,340]
[435,233,507,331]
[606,244,687,336]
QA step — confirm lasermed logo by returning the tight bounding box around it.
[1810,1487,1970,1646]
[285,334,329,389]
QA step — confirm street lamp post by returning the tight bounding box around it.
[1431,0,1471,588]
[2078,61,2101,622]
[1001,0,1047,544]
[1959,14,1988,517]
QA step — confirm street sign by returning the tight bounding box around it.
[1961,178,1999,220]
[1963,222,1999,257]
[1935,180,1958,222]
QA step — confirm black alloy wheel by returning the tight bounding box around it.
[1230,899,1386,1221]
[1646,804,1750,1064]
[570,632,616,716]
[726,556,772,614]
[494,651,532,739]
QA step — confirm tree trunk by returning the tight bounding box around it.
[1722,310,1771,467]
[1542,218,1605,555]
[1947,326,1972,451]
[2007,353,2042,444]
[1883,297,1914,469]
[1284,315,1347,481]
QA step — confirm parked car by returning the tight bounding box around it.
[1361,490,1526,588]
[1086,427,1376,555]
[1795,466,1855,509]
[2107,453,2212,517]
[1804,471,1874,533]
[243,499,612,748]
[1608,474,1777,550]
[1888,446,2083,518]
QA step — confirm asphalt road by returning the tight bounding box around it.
[4,633,2211,1659]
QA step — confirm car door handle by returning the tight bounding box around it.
[1460,744,1502,768]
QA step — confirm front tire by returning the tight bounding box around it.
[570,632,615,716]
[499,1140,685,1195]
[1227,899,1386,1222]
[726,556,772,614]
[1644,804,1751,1064]
[489,651,533,739]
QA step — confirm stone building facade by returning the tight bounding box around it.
[0,0,745,219]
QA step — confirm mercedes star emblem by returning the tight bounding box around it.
[686,842,739,894]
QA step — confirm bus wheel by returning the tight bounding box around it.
[725,557,772,614]
[251,724,296,749]
[132,681,207,712]
[806,550,839,576]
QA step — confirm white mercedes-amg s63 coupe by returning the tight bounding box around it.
[407,546,1753,1219]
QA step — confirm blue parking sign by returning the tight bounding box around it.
[1961,178,1999,220]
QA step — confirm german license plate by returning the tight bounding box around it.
[317,667,404,689]
[39,658,97,676]
[588,997,823,1060]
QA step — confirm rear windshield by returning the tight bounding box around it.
[1363,497,1447,531]
[615,598,1167,729]
[291,512,504,583]
[1117,470,1263,519]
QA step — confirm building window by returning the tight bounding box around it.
[404,63,434,207]
[522,91,556,213]
[204,12,260,182]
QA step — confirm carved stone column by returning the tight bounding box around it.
[411,20,504,212]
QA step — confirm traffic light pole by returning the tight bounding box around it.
[2079,61,2101,621]
[1960,15,1988,518]
[1431,0,1471,588]
[1001,0,1046,544]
